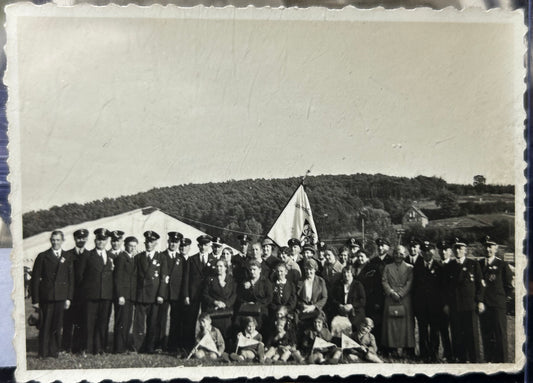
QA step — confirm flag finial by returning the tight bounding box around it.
[301,165,313,185]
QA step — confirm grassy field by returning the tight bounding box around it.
[25,299,516,370]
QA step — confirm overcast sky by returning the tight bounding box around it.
[11,9,519,213]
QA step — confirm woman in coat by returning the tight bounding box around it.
[329,265,366,330]
[202,259,237,340]
[381,245,415,356]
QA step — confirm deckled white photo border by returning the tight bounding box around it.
[5,3,526,382]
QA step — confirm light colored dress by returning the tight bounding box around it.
[381,261,415,348]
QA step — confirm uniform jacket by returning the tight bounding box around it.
[479,257,513,309]
[113,251,137,301]
[66,247,88,300]
[202,274,237,312]
[330,278,366,322]
[439,259,456,306]
[77,249,114,301]
[161,250,186,301]
[135,251,168,304]
[184,252,214,303]
[31,248,74,304]
[358,254,393,318]
[449,257,485,312]
[412,259,445,315]
[296,275,328,310]
[406,254,424,268]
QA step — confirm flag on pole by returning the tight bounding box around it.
[341,333,362,350]
[267,184,319,247]
[311,336,336,351]
[187,333,220,358]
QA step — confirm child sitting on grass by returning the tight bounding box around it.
[191,313,225,360]
[300,313,340,364]
[351,317,383,363]
[265,316,304,363]
[230,316,265,363]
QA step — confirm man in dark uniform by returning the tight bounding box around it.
[77,228,114,355]
[346,237,362,266]
[449,238,485,363]
[479,236,513,363]
[113,236,138,354]
[61,228,88,354]
[156,231,186,353]
[232,234,250,284]
[109,230,125,259]
[412,241,443,362]
[179,238,192,260]
[436,240,454,361]
[406,237,424,268]
[31,231,74,358]
[212,236,224,260]
[357,237,392,348]
[288,238,303,264]
[183,234,213,350]
[132,231,167,354]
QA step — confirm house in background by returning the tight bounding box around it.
[402,205,429,228]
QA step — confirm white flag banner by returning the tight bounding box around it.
[267,184,319,247]
[236,335,261,349]
[197,333,220,356]
[311,336,336,351]
[341,333,362,350]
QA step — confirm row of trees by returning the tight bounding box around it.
[23,174,514,249]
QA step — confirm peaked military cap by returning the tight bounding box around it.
[197,234,212,245]
[317,240,327,251]
[436,240,452,250]
[167,231,183,242]
[181,238,192,246]
[237,234,250,244]
[453,237,467,248]
[94,228,110,240]
[73,229,89,239]
[408,237,421,246]
[212,236,223,247]
[288,238,301,247]
[144,230,160,241]
[109,230,125,241]
[279,246,290,255]
[483,235,497,246]
[375,238,390,246]
[346,237,362,248]
[421,241,435,251]
[302,244,316,254]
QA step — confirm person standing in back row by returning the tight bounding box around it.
[77,228,114,355]
[32,231,74,358]
[113,236,138,354]
[133,231,167,354]
[479,236,513,363]
[449,238,485,363]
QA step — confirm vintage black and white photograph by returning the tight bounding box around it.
[6,4,526,381]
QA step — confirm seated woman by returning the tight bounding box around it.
[202,259,237,340]
[296,259,328,327]
[300,313,339,364]
[236,260,273,329]
[329,265,366,332]
[191,313,225,360]
[230,316,265,363]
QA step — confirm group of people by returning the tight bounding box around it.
[29,227,514,365]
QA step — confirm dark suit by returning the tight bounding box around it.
[479,257,513,362]
[182,253,212,349]
[31,248,74,357]
[438,259,455,360]
[449,257,485,362]
[113,251,137,353]
[330,278,366,329]
[61,247,87,353]
[132,251,167,353]
[413,260,444,360]
[77,249,114,354]
[157,250,186,352]
[406,253,424,268]
[357,254,392,346]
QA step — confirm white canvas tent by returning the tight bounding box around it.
[23,207,237,267]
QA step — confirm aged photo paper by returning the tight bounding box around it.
[5,3,526,382]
